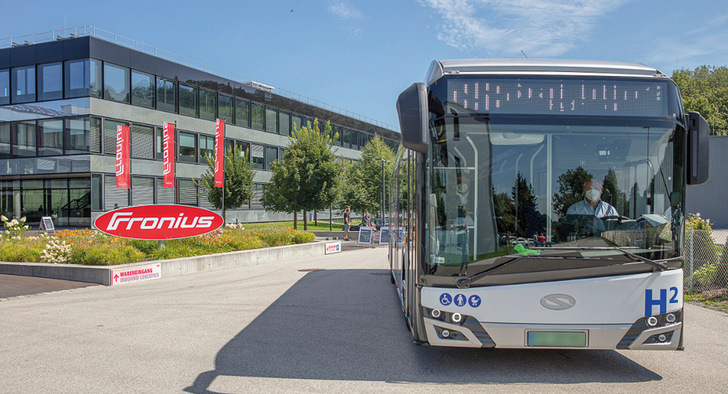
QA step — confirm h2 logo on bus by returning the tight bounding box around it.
[645,287,679,317]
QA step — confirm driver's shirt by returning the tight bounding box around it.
[566,199,619,218]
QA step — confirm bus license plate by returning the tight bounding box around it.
[527,331,587,347]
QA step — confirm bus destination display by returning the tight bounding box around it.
[447,79,668,117]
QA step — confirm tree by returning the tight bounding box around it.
[262,119,340,230]
[341,136,396,218]
[199,144,255,221]
[672,66,728,135]
[553,166,593,217]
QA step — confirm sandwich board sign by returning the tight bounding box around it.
[40,216,55,232]
[357,226,373,247]
[379,226,390,245]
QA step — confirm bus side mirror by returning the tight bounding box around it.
[397,83,429,153]
[686,111,709,185]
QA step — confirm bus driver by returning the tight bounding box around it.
[566,179,619,219]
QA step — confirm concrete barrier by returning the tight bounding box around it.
[0,241,326,286]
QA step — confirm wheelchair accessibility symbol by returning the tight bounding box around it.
[440,293,452,306]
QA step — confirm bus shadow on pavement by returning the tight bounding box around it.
[186,269,661,392]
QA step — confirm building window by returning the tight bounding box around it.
[235,98,249,127]
[178,179,197,206]
[91,174,102,211]
[251,183,264,209]
[66,118,94,154]
[0,123,10,158]
[265,146,278,169]
[155,177,175,204]
[265,107,278,133]
[279,112,291,136]
[39,119,64,156]
[0,69,9,105]
[104,174,129,210]
[65,59,89,98]
[199,89,216,121]
[179,84,197,117]
[131,176,154,206]
[251,103,265,131]
[103,119,129,155]
[251,144,264,170]
[103,63,130,103]
[37,63,63,101]
[178,131,197,163]
[90,59,102,98]
[131,70,154,108]
[218,94,233,123]
[291,115,302,132]
[131,124,154,159]
[156,78,175,113]
[200,135,214,161]
[14,121,36,157]
[12,66,35,103]
[236,141,250,159]
[68,178,91,226]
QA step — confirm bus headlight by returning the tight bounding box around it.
[441,329,450,338]
[431,309,441,318]
[666,313,676,323]
[646,316,659,327]
[452,313,463,323]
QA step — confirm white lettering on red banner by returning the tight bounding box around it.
[163,123,175,188]
[94,205,224,240]
[116,125,130,189]
[214,119,225,188]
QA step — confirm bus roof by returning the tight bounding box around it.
[426,59,668,85]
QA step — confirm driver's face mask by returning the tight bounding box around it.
[585,188,601,202]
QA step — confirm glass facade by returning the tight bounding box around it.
[0,69,9,105]
[156,78,175,113]
[199,89,216,121]
[179,84,197,117]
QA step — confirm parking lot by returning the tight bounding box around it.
[0,247,726,392]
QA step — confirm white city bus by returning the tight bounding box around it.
[389,59,709,349]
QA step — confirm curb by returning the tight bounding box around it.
[0,241,329,286]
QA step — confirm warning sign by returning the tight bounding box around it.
[110,263,162,285]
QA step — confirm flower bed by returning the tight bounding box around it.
[0,225,315,266]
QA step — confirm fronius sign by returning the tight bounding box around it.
[94,205,223,240]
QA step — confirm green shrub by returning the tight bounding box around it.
[292,231,315,244]
[693,263,719,287]
[70,243,145,266]
[0,240,43,262]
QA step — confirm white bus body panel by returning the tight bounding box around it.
[420,269,683,349]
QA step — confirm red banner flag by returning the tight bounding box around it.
[163,122,175,188]
[115,125,130,189]
[214,119,225,188]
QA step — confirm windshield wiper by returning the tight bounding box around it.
[455,248,667,289]
[539,247,668,271]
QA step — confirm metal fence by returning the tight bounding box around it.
[684,229,728,291]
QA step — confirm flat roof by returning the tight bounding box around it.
[427,59,667,85]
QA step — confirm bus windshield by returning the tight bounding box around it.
[424,115,685,277]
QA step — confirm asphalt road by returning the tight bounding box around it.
[0,247,726,393]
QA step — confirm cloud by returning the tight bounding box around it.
[642,14,728,72]
[419,0,628,57]
[329,1,364,20]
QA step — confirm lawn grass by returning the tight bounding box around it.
[241,221,345,231]
[685,290,728,314]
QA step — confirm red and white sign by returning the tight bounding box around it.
[163,122,175,188]
[110,263,162,286]
[115,125,130,189]
[325,241,341,254]
[94,205,224,240]
[214,119,225,187]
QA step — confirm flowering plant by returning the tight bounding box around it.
[40,238,71,264]
[1,215,30,240]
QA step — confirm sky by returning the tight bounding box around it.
[2,0,727,131]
